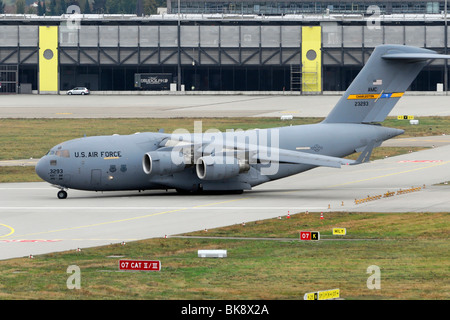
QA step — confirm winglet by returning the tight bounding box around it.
[352,140,376,165]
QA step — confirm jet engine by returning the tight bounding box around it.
[196,155,249,180]
[143,151,185,175]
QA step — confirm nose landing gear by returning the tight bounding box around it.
[57,189,68,199]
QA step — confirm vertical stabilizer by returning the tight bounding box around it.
[323,45,450,124]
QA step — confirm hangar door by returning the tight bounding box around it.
[0,65,18,94]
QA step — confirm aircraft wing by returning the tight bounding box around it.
[251,140,376,168]
[160,135,375,169]
[252,147,356,168]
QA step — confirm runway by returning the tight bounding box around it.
[1,144,450,260]
[1,93,450,118]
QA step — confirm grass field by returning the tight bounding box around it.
[0,211,448,300]
[0,115,442,182]
[0,117,316,160]
[0,116,435,182]
[0,167,40,183]
[0,116,447,161]
[0,146,427,183]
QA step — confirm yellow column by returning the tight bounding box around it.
[301,26,322,93]
[39,26,59,94]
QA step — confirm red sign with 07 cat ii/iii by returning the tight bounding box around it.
[119,260,161,271]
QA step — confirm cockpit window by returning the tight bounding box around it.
[55,150,70,158]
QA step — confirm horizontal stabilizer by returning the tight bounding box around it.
[382,53,450,61]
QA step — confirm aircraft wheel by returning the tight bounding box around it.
[57,190,68,199]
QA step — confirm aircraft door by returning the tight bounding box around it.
[91,169,102,187]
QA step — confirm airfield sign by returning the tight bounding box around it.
[300,231,320,241]
[333,228,347,235]
[304,288,340,300]
[119,260,161,271]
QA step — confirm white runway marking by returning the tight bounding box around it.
[0,206,326,210]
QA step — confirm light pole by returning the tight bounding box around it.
[445,0,448,94]
[177,0,181,91]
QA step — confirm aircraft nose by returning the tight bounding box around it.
[35,157,48,181]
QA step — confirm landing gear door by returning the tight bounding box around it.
[91,169,102,187]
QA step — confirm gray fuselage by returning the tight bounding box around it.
[35,122,403,193]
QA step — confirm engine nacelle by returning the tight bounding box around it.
[143,151,185,175]
[196,155,249,180]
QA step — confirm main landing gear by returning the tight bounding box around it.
[57,189,68,199]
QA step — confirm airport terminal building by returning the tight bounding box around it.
[0,8,449,94]
[168,0,448,14]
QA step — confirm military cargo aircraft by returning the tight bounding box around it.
[36,45,450,199]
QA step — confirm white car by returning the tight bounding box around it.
[67,87,90,95]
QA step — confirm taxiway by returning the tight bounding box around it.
[1,144,449,260]
[1,94,449,260]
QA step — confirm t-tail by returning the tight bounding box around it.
[323,45,450,124]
